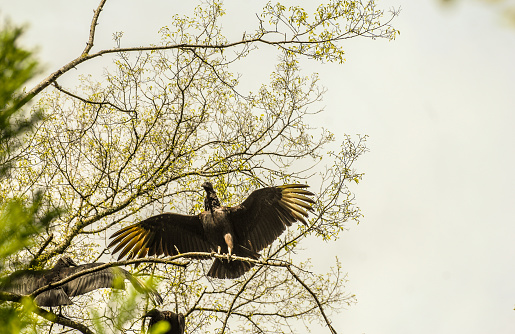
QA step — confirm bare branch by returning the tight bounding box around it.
[83,0,108,56]
[287,266,337,334]
[32,306,95,334]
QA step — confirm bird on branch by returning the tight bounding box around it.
[109,182,315,279]
[0,256,163,307]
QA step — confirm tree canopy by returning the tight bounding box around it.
[0,1,398,333]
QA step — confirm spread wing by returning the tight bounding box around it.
[0,270,45,296]
[228,184,315,253]
[60,263,125,297]
[60,264,163,304]
[0,270,73,307]
[108,213,214,260]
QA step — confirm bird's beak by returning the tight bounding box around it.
[141,309,156,319]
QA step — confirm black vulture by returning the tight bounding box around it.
[143,309,185,334]
[108,182,315,278]
[0,256,162,306]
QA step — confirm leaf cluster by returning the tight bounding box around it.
[0,20,61,334]
[0,0,398,333]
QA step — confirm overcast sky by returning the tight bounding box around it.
[2,0,514,333]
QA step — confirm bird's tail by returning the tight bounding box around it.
[34,289,74,307]
[207,246,259,279]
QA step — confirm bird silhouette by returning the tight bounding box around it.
[143,309,185,334]
[109,182,315,278]
[0,256,162,306]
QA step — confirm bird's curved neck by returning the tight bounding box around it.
[204,191,221,212]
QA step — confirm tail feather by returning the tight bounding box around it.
[208,246,259,279]
[34,288,74,307]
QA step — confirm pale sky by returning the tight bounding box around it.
[1,0,514,333]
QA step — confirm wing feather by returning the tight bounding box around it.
[277,200,307,221]
[274,204,296,226]
[0,270,45,296]
[109,213,213,260]
[60,264,120,297]
[0,269,76,307]
[60,264,163,304]
[118,235,146,259]
[110,229,141,255]
[283,195,315,210]
[228,184,315,253]
[130,234,147,259]
[135,232,153,258]
[137,246,149,258]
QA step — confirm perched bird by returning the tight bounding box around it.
[108,182,315,278]
[0,256,162,306]
[143,309,185,334]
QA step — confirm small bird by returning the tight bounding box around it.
[0,256,162,306]
[143,309,185,334]
[109,182,315,278]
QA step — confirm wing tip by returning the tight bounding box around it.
[278,183,310,189]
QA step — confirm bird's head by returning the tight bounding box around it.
[55,256,78,268]
[201,181,214,192]
[142,309,161,319]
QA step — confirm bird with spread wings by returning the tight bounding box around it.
[0,256,162,306]
[108,182,315,279]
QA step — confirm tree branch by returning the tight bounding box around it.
[287,266,337,334]
[27,11,396,100]
[32,306,95,334]
[3,253,293,305]
[83,0,107,56]
[0,293,94,334]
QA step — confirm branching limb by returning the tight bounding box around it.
[220,264,263,333]
[29,233,54,268]
[26,1,398,100]
[32,306,95,334]
[27,0,108,98]
[287,266,337,334]
[52,81,136,114]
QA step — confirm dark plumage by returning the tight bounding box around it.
[143,309,185,334]
[108,182,315,278]
[0,256,162,306]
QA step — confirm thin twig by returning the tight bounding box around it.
[287,266,337,334]
[83,0,107,56]
[29,234,54,267]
